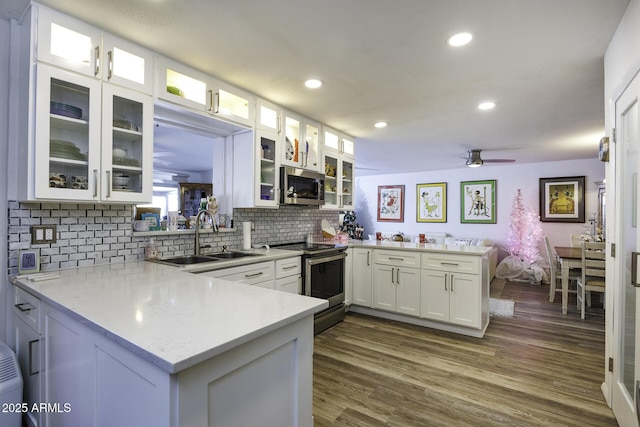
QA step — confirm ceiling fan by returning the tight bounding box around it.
[464,149,515,168]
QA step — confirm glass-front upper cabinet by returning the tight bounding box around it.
[36,5,153,93]
[211,79,254,127]
[281,112,321,171]
[101,85,153,202]
[322,128,355,210]
[34,64,101,200]
[156,56,213,112]
[341,158,354,209]
[256,98,281,133]
[256,131,279,207]
[303,119,321,172]
[101,34,154,94]
[36,6,102,77]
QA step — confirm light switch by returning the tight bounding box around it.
[36,229,44,241]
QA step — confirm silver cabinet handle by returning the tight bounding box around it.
[107,50,113,80]
[208,89,214,112]
[213,91,220,113]
[391,267,395,284]
[94,45,100,76]
[106,170,111,198]
[277,115,281,134]
[396,267,400,284]
[441,262,459,267]
[282,265,297,271]
[28,339,39,376]
[366,251,370,266]
[389,257,404,261]
[444,273,448,291]
[245,271,264,278]
[93,169,98,198]
[451,274,454,292]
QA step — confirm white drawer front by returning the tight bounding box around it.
[14,286,41,332]
[421,253,480,274]
[202,261,275,287]
[374,250,420,268]
[275,257,301,278]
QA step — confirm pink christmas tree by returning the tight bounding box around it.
[506,189,543,263]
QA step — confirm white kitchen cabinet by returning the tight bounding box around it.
[232,130,280,208]
[198,261,276,289]
[210,78,255,127]
[275,257,302,294]
[256,98,281,133]
[344,248,353,305]
[421,253,482,328]
[351,248,373,307]
[31,63,152,202]
[372,250,421,316]
[37,4,154,94]
[322,128,355,210]
[11,287,43,427]
[281,111,321,172]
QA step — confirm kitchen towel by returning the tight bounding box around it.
[243,222,252,250]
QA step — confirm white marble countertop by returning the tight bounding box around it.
[346,239,494,256]
[11,260,327,374]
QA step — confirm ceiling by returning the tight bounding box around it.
[6,0,629,175]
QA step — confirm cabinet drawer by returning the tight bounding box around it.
[421,253,480,274]
[200,261,275,287]
[374,250,420,268]
[13,287,41,332]
[275,257,301,278]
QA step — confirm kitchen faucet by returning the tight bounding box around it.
[194,209,218,256]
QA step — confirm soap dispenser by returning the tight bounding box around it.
[145,238,159,260]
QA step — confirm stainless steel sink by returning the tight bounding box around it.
[208,252,259,259]
[154,255,221,265]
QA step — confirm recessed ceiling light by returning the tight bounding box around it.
[478,101,496,111]
[448,32,473,47]
[374,121,387,128]
[305,79,322,89]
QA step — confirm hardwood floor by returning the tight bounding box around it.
[312,281,617,426]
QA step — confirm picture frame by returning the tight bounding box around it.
[460,180,497,224]
[377,185,405,222]
[417,182,447,223]
[180,183,213,219]
[539,176,585,223]
[19,249,40,275]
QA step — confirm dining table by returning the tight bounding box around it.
[555,246,582,315]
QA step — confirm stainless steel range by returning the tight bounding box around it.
[274,242,346,334]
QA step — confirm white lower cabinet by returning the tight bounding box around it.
[372,263,420,316]
[199,261,276,289]
[351,248,373,307]
[344,248,353,305]
[421,253,482,328]
[275,257,302,294]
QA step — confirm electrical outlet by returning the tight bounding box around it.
[31,225,57,244]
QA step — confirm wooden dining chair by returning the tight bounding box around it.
[545,236,579,303]
[576,242,606,319]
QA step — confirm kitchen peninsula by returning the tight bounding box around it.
[10,257,326,427]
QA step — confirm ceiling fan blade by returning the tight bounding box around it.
[483,159,516,163]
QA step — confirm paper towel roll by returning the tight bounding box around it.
[243,222,252,250]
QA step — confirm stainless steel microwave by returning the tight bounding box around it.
[280,167,325,206]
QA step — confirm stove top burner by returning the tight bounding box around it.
[273,242,346,254]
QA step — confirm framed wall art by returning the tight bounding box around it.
[377,185,405,222]
[539,176,585,222]
[417,182,447,223]
[460,180,497,224]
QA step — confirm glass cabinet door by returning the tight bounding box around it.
[256,98,280,133]
[323,153,339,208]
[157,57,211,112]
[102,84,153,203]
[256,131,279,207]
[303,120,321,172]
[35,64,101,200]
[324,130,340,154]
[37,6,102,78]
[282,113,302,168]
[102,35,154,94]
[341,158,354,209]
[212,80,254,127]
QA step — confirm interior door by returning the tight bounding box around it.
[612,70,640,427]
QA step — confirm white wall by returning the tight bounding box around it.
[0,17,11,343]
[355,158,604,260]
